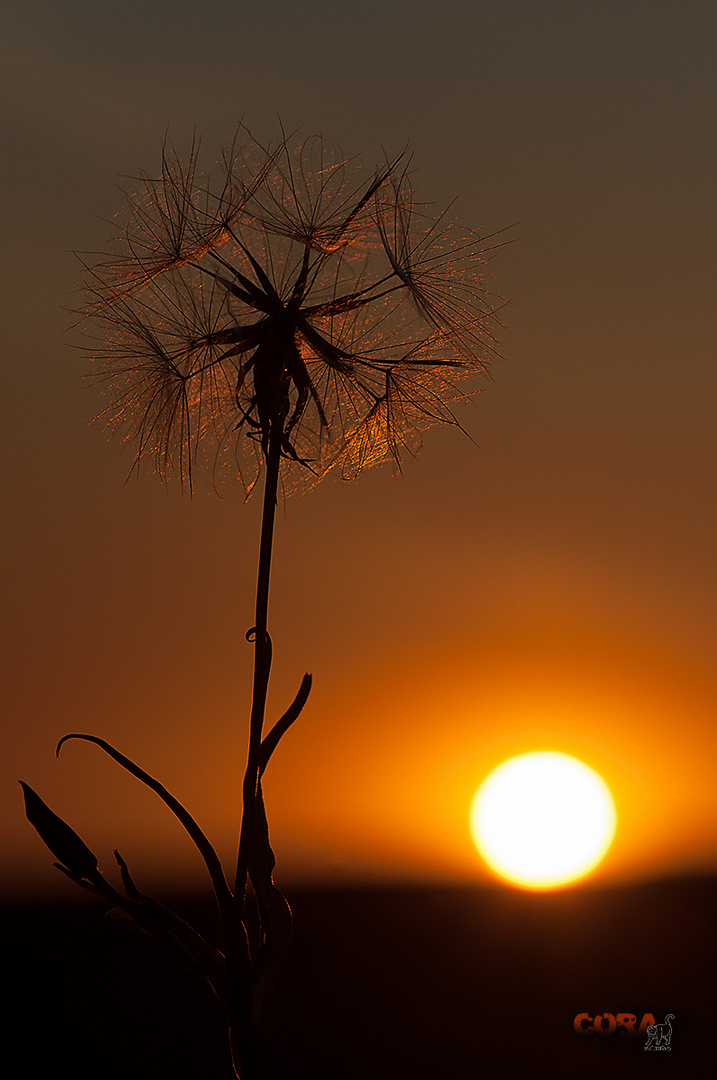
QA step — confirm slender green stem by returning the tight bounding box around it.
[234,426,283,905]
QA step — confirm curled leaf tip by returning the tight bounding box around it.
[56,732,86,757]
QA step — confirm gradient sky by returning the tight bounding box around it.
[2,0,716,898]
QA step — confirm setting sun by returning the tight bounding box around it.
[470,752,616,888]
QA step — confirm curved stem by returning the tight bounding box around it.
[234,425,283,905]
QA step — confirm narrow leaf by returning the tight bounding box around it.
[105,861,229,1003]
[114,848,143,900]
[19,781,99,880]
[259,673,312,777]
[55,734,235,919]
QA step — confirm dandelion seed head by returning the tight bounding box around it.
[78,124,506,495]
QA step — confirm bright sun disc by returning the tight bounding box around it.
[470,752,616,888]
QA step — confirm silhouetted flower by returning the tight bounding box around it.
[80,128,504,494]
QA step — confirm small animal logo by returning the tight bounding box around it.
[644,1013,674,1051]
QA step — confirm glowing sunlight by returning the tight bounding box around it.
[470,752,616,888]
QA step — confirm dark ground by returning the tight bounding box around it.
[2,877,714,1078]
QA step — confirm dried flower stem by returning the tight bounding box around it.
[236,424,282,905]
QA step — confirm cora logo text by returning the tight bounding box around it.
[573,1012,657,1036]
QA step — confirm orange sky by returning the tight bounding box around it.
[3,0,716,898]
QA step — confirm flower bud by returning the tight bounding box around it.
[20,781,99,879]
